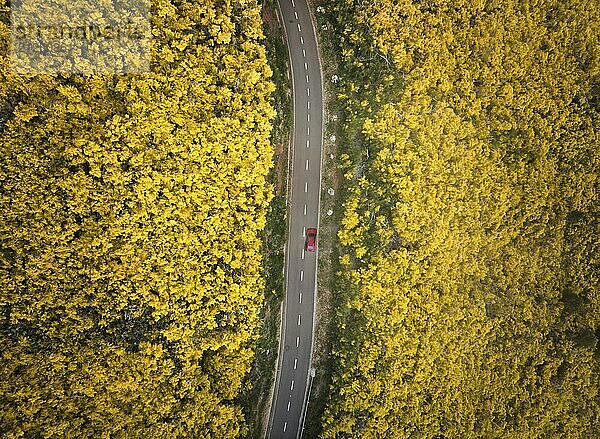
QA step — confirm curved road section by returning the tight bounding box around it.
[267,0,323,438]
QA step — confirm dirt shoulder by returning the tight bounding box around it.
[239,1,292,438]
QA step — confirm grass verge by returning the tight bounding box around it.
[301,1,349,437]
[239,1,292,437]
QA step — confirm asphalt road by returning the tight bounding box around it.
[267,0,323,438]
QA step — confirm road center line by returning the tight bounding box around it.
[272,2,325,434]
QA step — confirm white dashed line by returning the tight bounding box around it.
[303,204,307,215]
[297,23,301,32]
[300,36,304,45]
[299,292,303,303]
[305,159,309,170]
[307,88,310,97]
[302,48,306,57]
[298,314,301,326]
[294,11,298,20]
[292,0,295,7]
[287,400,291,411]
[307,101,310,110]
[291,380,295,390]
[283,422,288,432]
[303,226,306,237]
[304,62,308,70]
[306,74,309,83]
[307,113,310,122]
[304,182,308,192]
[294,358,298,369]
[306,139,310,148]
[296,336,300,347]
[300,270,304,281]
[307,126,310,136]
[301,249,305,260]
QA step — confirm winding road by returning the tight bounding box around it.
[267,0,323,438]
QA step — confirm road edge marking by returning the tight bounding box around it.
[266,1,297,437]
[298,0,326,437]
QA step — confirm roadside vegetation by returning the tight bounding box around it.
[301,1,345,437]
[0,0,276,437]
[239,0,292,437]
[319,0,600,437]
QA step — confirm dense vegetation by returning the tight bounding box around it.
[321,0,600,437]
[0,0,275,437]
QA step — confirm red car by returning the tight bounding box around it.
[305,228,317,252]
